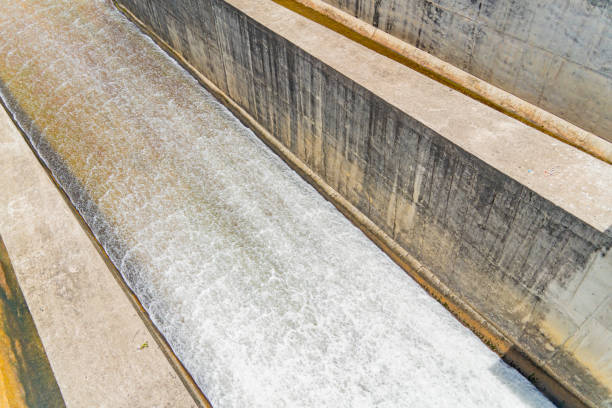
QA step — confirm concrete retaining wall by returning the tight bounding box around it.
[318,0,612,142]
[117,0,612,405]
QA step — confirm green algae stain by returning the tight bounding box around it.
[0,235,65,408]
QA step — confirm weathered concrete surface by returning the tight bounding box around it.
[317,0,612,142]
[118,0,612,405]
[277,0,612,164]
[0,106,197,407]
[0,235,65,408]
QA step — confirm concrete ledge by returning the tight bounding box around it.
[115,0,612,406]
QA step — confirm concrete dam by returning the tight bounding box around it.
[0,0,610,407]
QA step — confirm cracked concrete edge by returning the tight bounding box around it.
[113,3,591,406]
[277,0,612,164]
[0,94,213,408]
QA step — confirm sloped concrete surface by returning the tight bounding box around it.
[0,106,196,407]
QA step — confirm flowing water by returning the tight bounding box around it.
[0,0,555,406]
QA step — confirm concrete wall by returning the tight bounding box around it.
[318,0,612,142]
[117,0,612,405]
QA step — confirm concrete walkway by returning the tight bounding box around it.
[0,106,196,407]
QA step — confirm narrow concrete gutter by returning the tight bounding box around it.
[276,0,612,164]
[114,3,592,406]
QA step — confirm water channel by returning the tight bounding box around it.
[0,1,555,406]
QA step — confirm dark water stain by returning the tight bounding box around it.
[372,0,383,27]
[586,0,609,9]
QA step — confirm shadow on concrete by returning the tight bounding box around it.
[489,345,588,408]
[0,234,65,407]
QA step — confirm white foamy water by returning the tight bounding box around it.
[0,0,555,407]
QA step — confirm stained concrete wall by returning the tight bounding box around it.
[117,0,612,405]
[318,0,612,142]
